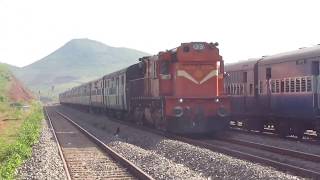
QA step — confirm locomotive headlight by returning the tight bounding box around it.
[215,98,220,103]
[173,106,184,117]
[192,43,205,50]
[179,98,183,103]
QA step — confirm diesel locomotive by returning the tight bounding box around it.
[60,42,231,134]
[225,46,320,138]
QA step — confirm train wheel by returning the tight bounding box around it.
[293,125,305,139]
[133,108,144,125]
[277,122,289,138]
[153,109,167,131]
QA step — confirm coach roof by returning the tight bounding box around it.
[260,45,320,65]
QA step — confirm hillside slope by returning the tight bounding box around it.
[14,39,150,100]
[0,64,33,103]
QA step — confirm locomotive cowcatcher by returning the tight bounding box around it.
[129,42,230,134]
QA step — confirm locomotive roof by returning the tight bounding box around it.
[260,45,320,65]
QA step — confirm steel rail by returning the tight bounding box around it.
[220,137,320,163]
[43,107,72,180]
[58,106,320,179]
[56,111,154,180]
[170,136,320,179]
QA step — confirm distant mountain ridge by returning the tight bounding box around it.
[12,38,150,100]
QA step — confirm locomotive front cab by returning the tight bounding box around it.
[158,42,231,134]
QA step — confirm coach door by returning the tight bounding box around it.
[253,63,260,109]
[312,61,320,111]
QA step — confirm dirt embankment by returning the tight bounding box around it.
[8,76,34,102]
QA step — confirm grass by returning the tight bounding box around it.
[0,103,43,179]
[0,64,43,179]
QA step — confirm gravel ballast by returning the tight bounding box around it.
[17,119,67,180]
[58,105,305,180]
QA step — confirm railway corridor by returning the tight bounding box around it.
[45,107,142,180]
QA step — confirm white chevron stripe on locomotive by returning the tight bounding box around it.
[177,69,218,84]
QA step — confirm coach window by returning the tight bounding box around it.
[160,61,170,75]
[307,77,312,92]
[301,77,306,92]
[121,76,124,85]
[290,79,295,92]
[281,80,285,93]
[285,79,290,93]
[249,84,253,95]
[266,67,271,79]
[243,72,247,83]
[312,61,319,75]
[296,78,301,92]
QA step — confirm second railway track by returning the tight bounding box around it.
[44,106,153,180]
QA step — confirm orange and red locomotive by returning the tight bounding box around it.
[60,42,230,134]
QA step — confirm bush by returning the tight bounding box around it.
[0,102,43,179]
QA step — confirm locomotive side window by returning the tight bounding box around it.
[266,67,271,79]
[183,46,190,52]
[160,61,170,75]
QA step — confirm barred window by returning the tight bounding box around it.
[236,84,240,95]
[307,77,312,92]
[240,84,244,95]
[285,79,290,92]
[271,80,275,93]
[301,77,306,92]
[231,85,234,95]
[281,80,284,93]
[275,80,280,93]
[296,78,301,92]
[290,79,295,92]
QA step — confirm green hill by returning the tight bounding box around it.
[14,38,150,101]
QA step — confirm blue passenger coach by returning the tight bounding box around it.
[225,46,320,138]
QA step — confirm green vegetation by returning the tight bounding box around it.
[13,38,150,101]
[0,64,11,102]
[0,103,43,179]
[0,64,42,179]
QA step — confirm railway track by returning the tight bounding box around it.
[57,105,320,179]
[219,137,320,163]
[170,136,320,179]
[44,107,153,180]
[229,125,320,144]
